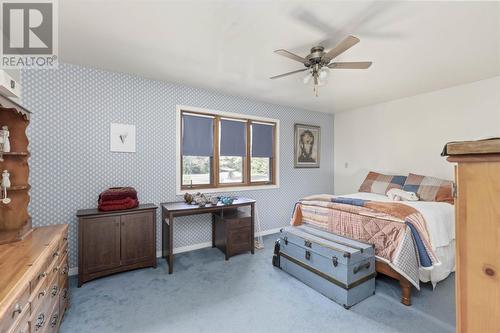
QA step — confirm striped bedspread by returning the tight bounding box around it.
[291,195,440,289]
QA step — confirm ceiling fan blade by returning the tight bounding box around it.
[274,49,309,65]
[270,68,308,79]
[328,61,372,69]
[322,35,360,61]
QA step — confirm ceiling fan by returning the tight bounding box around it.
[270,35,372,97]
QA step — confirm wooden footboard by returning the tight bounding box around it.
[375,261,412,306]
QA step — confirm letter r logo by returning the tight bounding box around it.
[2,2,53,55]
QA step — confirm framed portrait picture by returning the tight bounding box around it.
[294,123,320,168]
[110,123,136,152]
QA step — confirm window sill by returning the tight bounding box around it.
[176,184,279,196]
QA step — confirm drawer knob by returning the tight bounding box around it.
[62,288,68,299]
[38,290,46,298]
[53,251,60,258]
[12,303,22,317]
[51,285,59,297]
[38,272,47,279]
[50,313,59,327]
[35,313,45,330]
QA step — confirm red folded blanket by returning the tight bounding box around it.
[99,187,138,202]
[98,187,139,211]
[98,197,139,211]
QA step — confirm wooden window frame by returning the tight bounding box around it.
[177,105,279,194]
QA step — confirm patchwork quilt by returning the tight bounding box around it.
[291,195,440,289]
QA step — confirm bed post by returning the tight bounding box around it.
[399,278,412,306]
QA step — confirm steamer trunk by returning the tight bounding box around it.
[273,225,376,309]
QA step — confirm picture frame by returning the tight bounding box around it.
[294,123,320,168]
[110,123,136,153]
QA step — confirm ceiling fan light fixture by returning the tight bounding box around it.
[319,67,329,80]
[303,73,312,85]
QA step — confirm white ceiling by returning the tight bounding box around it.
[60,1,500,113]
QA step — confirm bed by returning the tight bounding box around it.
[291,192,455,305]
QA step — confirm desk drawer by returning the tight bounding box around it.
[0,283,30,333]
[229,226,252,253]
[227,216,251,230]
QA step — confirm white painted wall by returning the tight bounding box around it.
[334,76,500,194]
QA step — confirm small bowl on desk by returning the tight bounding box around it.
[220,197,234,205]
[209,196,219,205]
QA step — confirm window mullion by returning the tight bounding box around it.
[245,120,251,185]
[213,116,220,187]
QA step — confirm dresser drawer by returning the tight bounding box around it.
[58,253,69,287]
[44,298,60,333]
[29,272,51,322]
[29,295,51,333]
[0,283,30,333]
[59,279,69,316]
[7,303,29,333]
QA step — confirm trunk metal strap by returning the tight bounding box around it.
[280,252,375,290]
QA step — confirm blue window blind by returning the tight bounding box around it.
[220,119,246,157]
[182,114,214,156]
[252,123,274,158]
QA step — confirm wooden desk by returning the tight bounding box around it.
[161,198,256,274]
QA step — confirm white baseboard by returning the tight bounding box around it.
[68,227,283,277]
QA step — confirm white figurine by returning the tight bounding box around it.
[1,170,11,204]
[0,126,10,153]
[387,188,419,201]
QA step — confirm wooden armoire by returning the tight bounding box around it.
[445,138,500,333]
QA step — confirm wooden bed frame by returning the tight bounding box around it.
[376,261,412,306]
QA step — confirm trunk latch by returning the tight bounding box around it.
[304,239,312,248]
[332,256,338,267]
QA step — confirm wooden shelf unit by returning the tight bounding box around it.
[0,95,31,245]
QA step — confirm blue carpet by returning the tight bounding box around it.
[61,234,455,333]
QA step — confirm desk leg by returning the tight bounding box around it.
[251,203,255,255]
[211,213,216,248]
[168,213,174,274]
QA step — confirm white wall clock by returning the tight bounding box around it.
[110,123,136,152]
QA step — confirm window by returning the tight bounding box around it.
[178,106,278,193]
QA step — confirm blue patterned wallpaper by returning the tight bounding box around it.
[21,63,334,269]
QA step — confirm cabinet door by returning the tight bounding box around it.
[120,212,155,265]
[82,216,121,273]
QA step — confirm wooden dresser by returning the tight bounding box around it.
[445,139,500,333]
[77,204,157,287]
[0,224,69,333]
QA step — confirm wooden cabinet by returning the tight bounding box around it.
[77,204,157,287]
[0,225,69,333]
[82,216,121,274]
[445,139,500,333]
[214,209,253,260]
[121,212,155,266]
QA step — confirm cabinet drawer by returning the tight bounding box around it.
[0,283,30,333]
[228,226,252,252]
